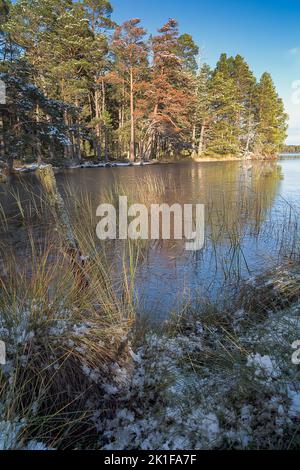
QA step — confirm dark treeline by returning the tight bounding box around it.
[0,0,288,172]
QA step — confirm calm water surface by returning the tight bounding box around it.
[56,158,300,318]
[1,158,299,318]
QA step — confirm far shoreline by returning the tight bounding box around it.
[1,153,299,182]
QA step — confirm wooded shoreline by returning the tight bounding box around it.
[1,1,288,174]
[0,153,283,182]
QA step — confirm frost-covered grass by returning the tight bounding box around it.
[0,178,300,450]
[93,270,300,449]
[0,186,135,449]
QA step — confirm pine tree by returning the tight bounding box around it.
[176,33,199,74]
[214,53,235,79]
[146,19,195,159]
[0,0,82,170]
[111,19,148,161]
[0,1,289,164]
[176,32,199,154]
[82,0,114,160]
[255,72,288,157]
[0,0,11,60]
[194,63,211,156]
[230,55,257,155]
[0,60,76,171]
[206,69,241,155]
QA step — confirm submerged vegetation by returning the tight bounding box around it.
[0,0,288,174]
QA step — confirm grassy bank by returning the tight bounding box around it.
[0,182,136,449]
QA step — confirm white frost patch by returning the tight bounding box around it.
[288,388,300,418]
[0,419,26,450]
[247,353,280,378]
[199,412,220,443]
[25,440,50,450]
[93,296,300,450]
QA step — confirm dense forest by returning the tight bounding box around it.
[0,0,288,172]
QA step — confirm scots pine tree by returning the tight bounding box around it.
[147,19,195,158]
[194,63,211,156]
[207,69,241,155]
[176,33,199,74]
[111,18,148,161]
[255,72,288,157]
[230,55,257,155]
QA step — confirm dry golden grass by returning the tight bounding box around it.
[0,181,136,449]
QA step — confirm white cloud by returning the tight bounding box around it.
[284,81,300,144]
[285,128,300,145]
[288,47,300,57]
[286,106,300,144]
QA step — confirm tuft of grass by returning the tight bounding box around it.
[0,181,136,449]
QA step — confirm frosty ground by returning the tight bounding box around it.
[0,264,300,449]
[94,283,300,450]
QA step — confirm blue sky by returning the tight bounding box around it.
[111,0,300,144]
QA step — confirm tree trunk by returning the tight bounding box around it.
[61,81,73,162]
[144,133,153,161]
[48,141,55,161]
[63,109,72,161]
[95,86,102,159]
[37,165,77,250]
[93,135,101,160]
[198,123,206,157]
[0,112,5,160]
[191,123,196,157]
[75,122,81,163]
[74,98,82,163]
[6,154,14,175]
[104,127,109,163]
[129,67,135,162]
[36,104,43,164]
[46,114,56,162]
[102,79,106,115]
[244,115,253,157]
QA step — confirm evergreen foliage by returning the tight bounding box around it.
[0,0,288,170]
